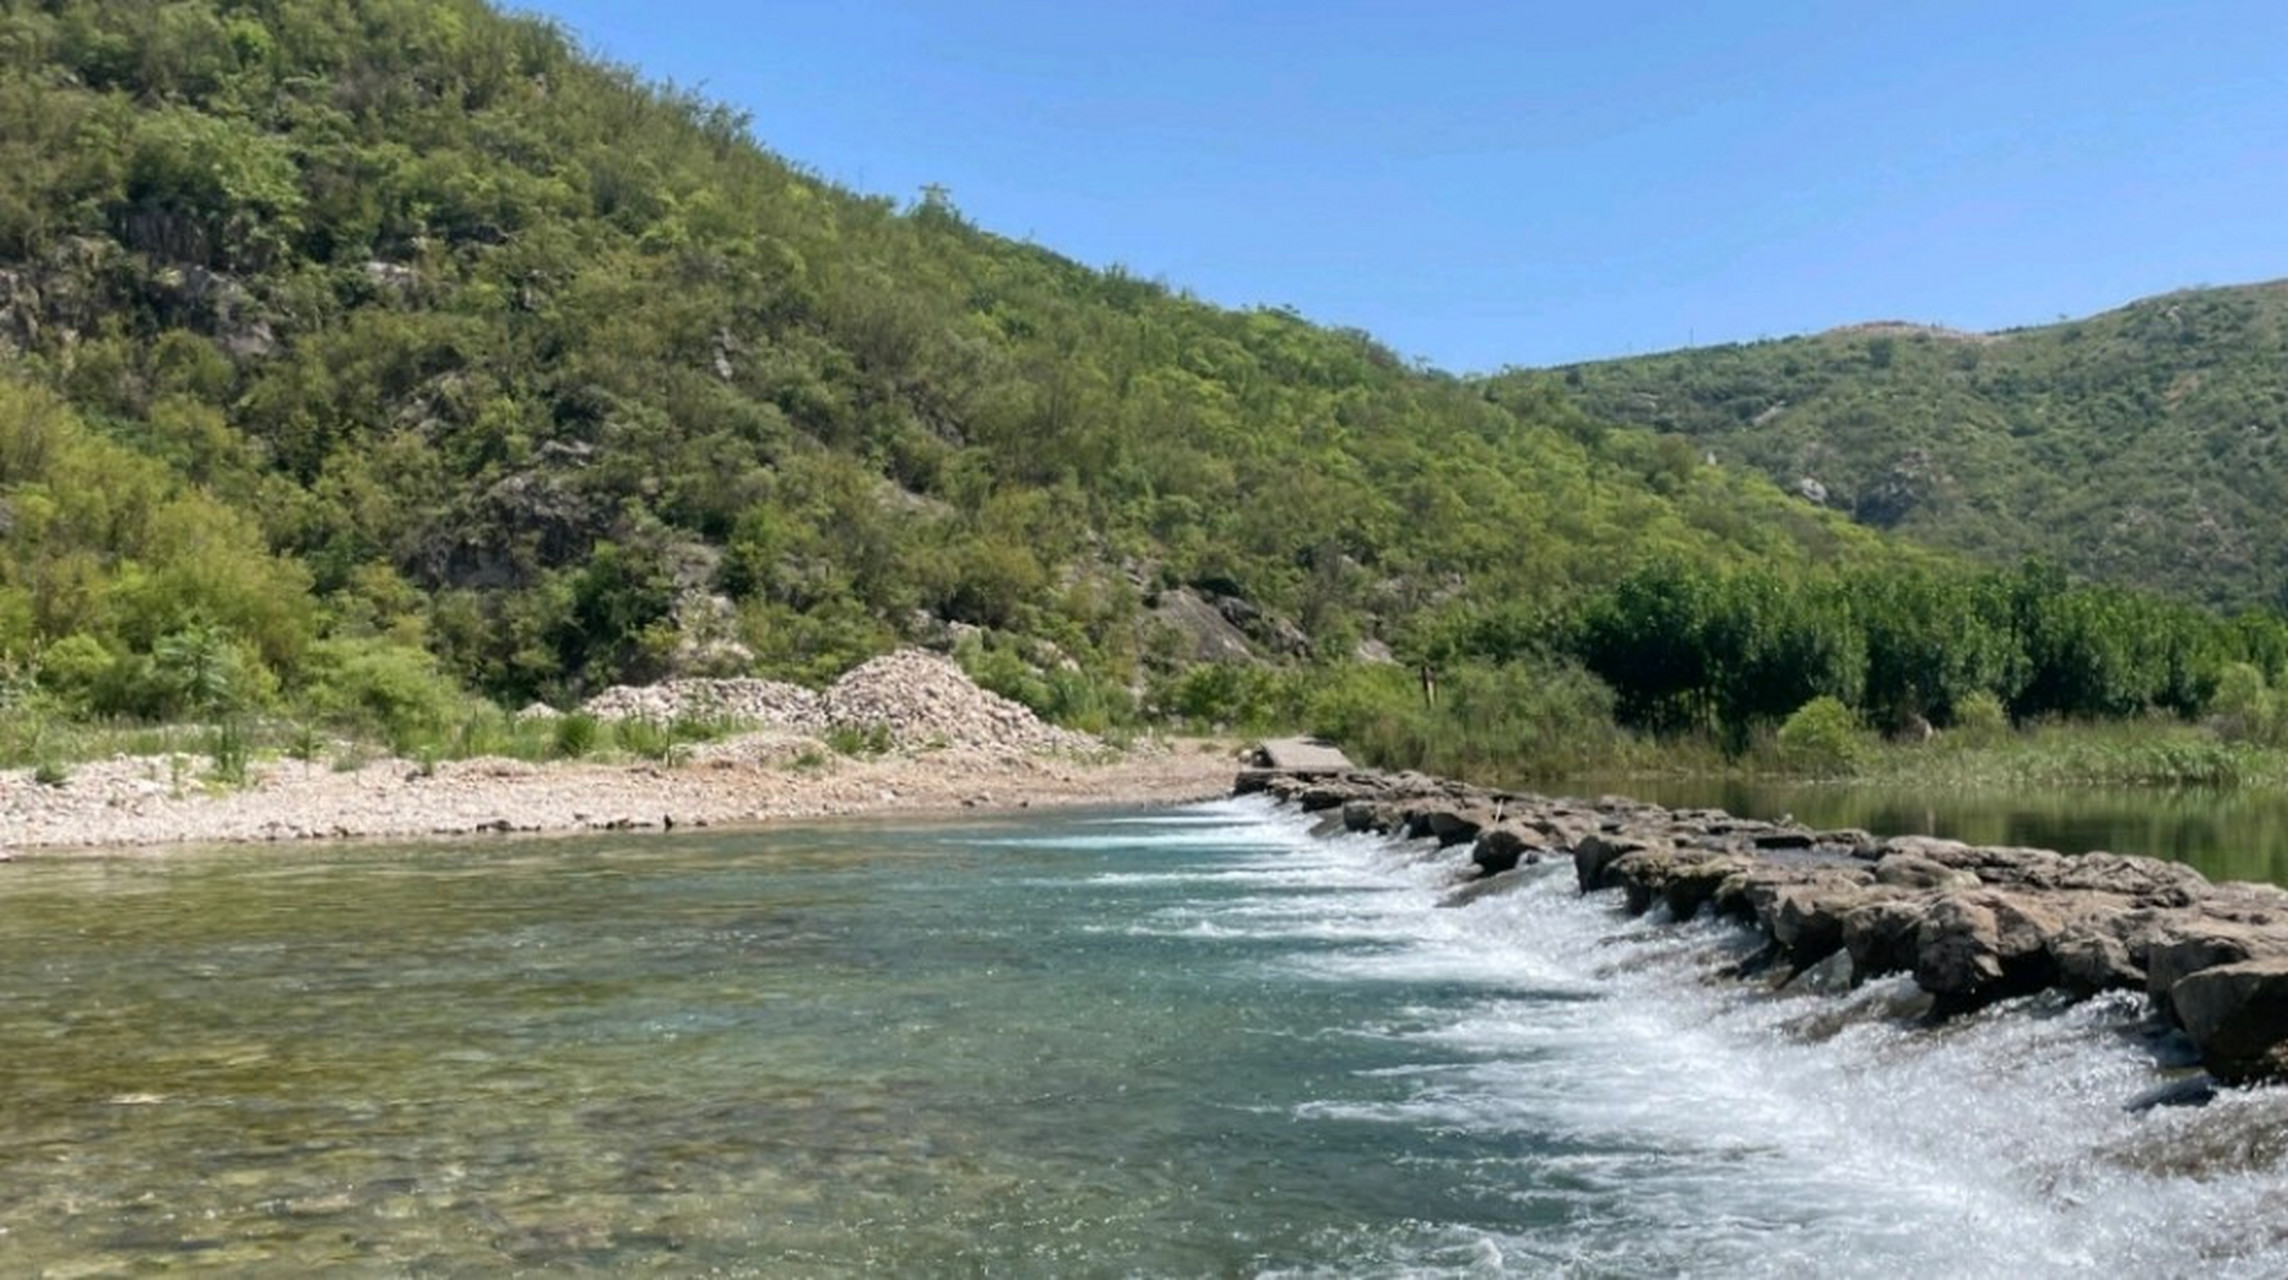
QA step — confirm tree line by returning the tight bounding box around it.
[1539,558,2265,745]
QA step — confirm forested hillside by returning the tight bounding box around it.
[1529,283,2288,612]
[0,0,1882,727]
[12,0,2288,776]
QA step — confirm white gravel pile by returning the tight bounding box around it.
[822,650,1100,754]
[580,677,826,730]
[582,651,1097,756]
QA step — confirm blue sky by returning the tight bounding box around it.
[514,1,2288,373]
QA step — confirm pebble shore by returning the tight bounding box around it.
[0,650,1235,857]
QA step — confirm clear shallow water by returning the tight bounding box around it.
[4,801,2287,1276]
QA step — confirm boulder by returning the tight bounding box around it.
[1573,830,1662,893]
[1879,835,1976,864]
[1150,588,1256,663]
[2050,920,2150,1002]
[2146,918,2288,1019]
[2052,851,2209,903]
[1424,806,1492,847]
[1913,891,2066,1014]
[1780,946,1856,997]
[1401,807,1440,842]
[1471,826,1546,876]
[1818,828,1883,859]
[2171,959,2288,1083]
[1842,894,1929,981]
[1874,854,1981,891]
[1765,879,1888,966]
[1528,810,1603,850]
[1250,737,1355,774]
[1599,845,1752,919]
[1659,852,1758,922]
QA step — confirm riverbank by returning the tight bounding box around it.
[0,737,1238,857]
[1,648,1245,857]
[1241,765,2288,1089]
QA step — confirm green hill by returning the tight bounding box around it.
[1525,282,2288,611]
[0,0,1888,732]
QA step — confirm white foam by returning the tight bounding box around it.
[1208,802,2288,1277]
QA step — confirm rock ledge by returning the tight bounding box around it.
[1242,766,2288,1087]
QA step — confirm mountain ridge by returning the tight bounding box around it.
[1525,276,2288,610]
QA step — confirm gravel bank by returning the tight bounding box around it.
[0,739,1237,857]
[0,650,1237,857]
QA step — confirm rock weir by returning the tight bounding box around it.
[1236,766,2288,1087]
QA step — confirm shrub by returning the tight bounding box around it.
[1305,657,1629,779]
[1154,663,1306,731]
[958,635,1136,733]
[2209,662,2273,743]
[1950,689,2010,747]
[553,712,599,759]
[301,636,466,742]
[613,716,677,761]
[1775,695,1868,777]
[825,722,892,756]
[35,633,115,713]
[147,622,272,718]
[205,718,250,787]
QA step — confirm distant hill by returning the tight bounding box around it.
[1517,281,2288,611]
[0,0,1892,722]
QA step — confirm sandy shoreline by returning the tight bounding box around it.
[0,736,1243,858]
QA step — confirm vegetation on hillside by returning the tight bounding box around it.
[0,0,1890,739]
[3,0,2287,788]
[1524,286,2288,612]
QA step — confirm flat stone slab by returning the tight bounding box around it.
[1250,737,1355,773]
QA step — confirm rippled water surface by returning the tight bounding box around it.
[5,801,2287,1275]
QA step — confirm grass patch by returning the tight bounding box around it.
[824,722,893,757]
[1849,721,2288,790]
[611,716,679,762]
[205,719,251,788]
[553,712,601,760]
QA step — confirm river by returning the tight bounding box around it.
[3,798,2285,1274]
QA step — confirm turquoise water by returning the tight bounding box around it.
[4,800,2287,1275]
